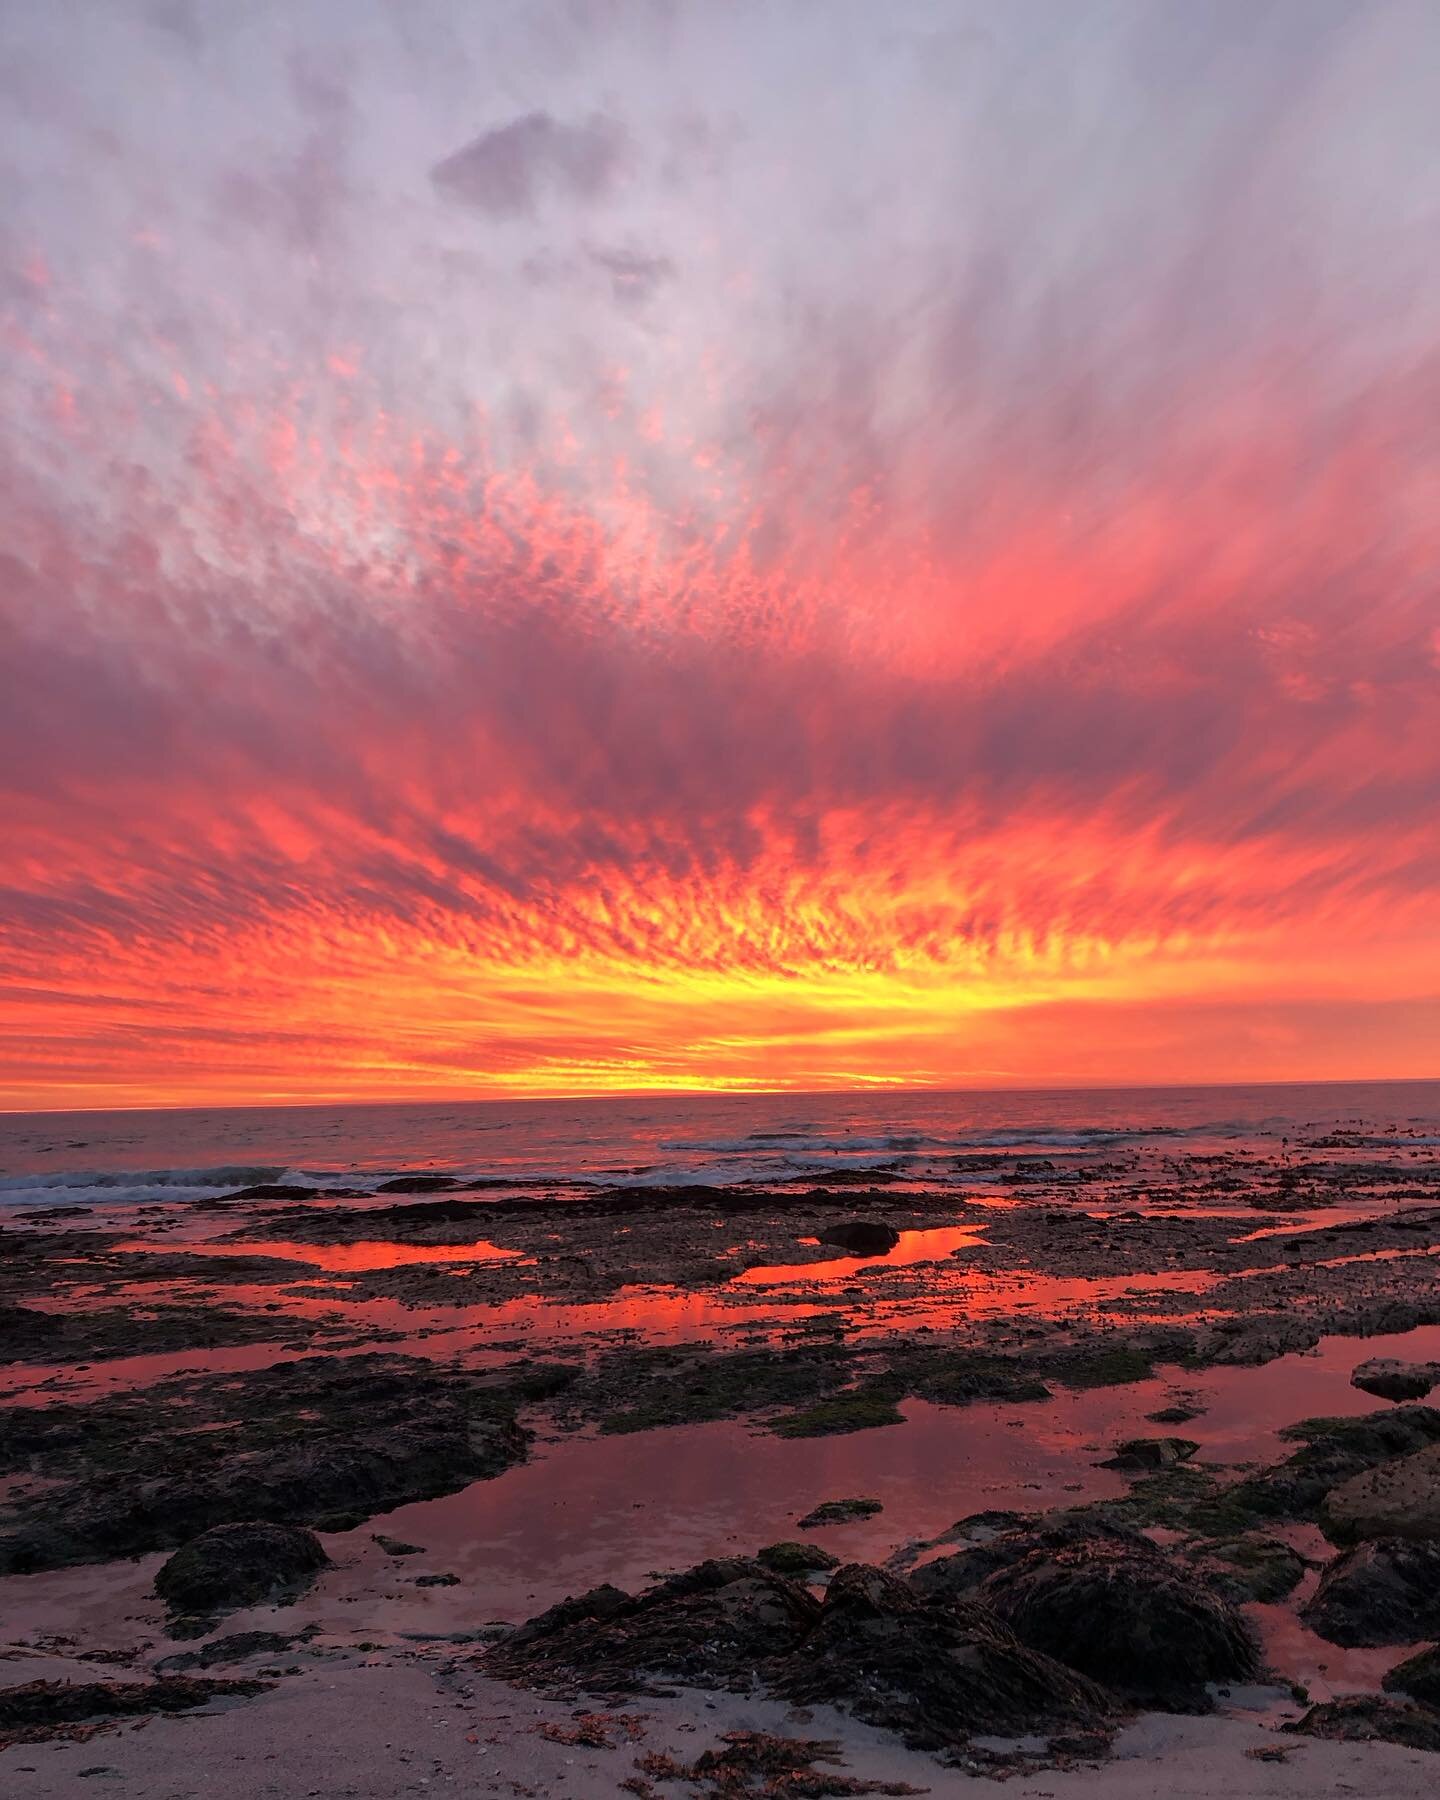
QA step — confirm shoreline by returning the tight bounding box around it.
[4,1118,1440,1791]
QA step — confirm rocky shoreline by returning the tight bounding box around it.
[4,1135,1440,1791]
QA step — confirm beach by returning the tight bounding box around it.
[4,1082,1440,1794]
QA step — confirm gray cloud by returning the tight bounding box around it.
[431,110,628,217]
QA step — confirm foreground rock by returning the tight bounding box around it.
[1323,1441,1440,1543]
[492,1556,1113,1759]
[817,1221,901,1257]
[0,1676,271,1746]
[1384,1646,1440,1708]
[774,1563,1113,1756]
[490,1557,819,1695]
[1300,1539,1440,1646]
[1284,1694,1440,1753]
[0,1353,538,1571]
[1181,1534,1307,1604]
[155,1522,329,1619]
[923,1521,1259,1705]
[1228,1406,1440,1525]
[1352,1358,1440,1403]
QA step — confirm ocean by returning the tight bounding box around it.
[2,1077,1437,1209]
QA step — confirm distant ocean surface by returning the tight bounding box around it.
[1,1080,1438,1210]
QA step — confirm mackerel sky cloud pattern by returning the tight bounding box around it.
[2,0,1438,1106]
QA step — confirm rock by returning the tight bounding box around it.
[490,1558,820,1694]
[774,1563,1113,1755]
[798,1497,883,1528]
[1383,1645,1440,1708]
[1323,1441,1440,1542]
[372,1534,424,1555]
[154,1522,329,1617]
[1100,1437,1199,1471]
[1351,1359,1440,1403]
[1182,1535,1307,1605]
[909,1516,1148,1606]
[1228,1405,1440,1524]
[1191,1314,1321,1366]
[0,1353,532,1573]
[756,1541,841,1575]
[154,1630,302,1673]
[816,1222,901,1257]
[977,1532,1259,1704]
[1147,1405,1204,1426]
[1283,1695,1440,1752]
[413,1572,459,1587]
[1300,1539,1440,1646]
[372,1175,463,1194]
[0,1676,271,1740]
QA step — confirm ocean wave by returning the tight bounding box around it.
[0,1163,318,1207]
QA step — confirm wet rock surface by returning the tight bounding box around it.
[154,1521,330,1618]
[1383,1645,1440,1709]
[1323,1439,1440,1542]
[1224,1406,1440,1526]
[1283,1694,1440,1753]
[493,1556,1114,1758]
[0,1353,534,1571]
[489,1557,822,1695]
[1352,1357,1440,1402]
[1300,1538,1440,1646]
[154,1629,308,1672]
[756,1541,841,1575]
[0,1676,272,1746]
[817,1221,901,1257]
[774,1562,1113,1757]
[967,1526,1260,1704]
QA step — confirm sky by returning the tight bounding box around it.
[2,0,1439,1110]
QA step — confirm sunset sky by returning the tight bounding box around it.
[3,0,1439,1109]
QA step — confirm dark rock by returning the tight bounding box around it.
[774,1563,1113,1755]
[220,1184,329,1202]
[0,1353,532,1572]
[816,1222,901,1257]
[976,1532,1259,1705]
[413,1572,460,1587]
[756,1541,841,1576]
[1227,1406,1440,1524]
[490,1557,820,1695]
[373,1534,425,1555]
[1351,1358,1439,1403]
[771,1388,904,1437]
[1283,1694,1440,1752]
[909,1516,1145,1605]
[1182,1535,1307,1605]
[798,1498,883,1528]
[1383,1645,1440,1708]
[1147,1405,1204,1426]
[587,1343,851,1436]
[1100,1437,1199,1472]
[155,1522,328,1617]
[154,1630,303,1673]
[1324,1442,1440,1543]
[505,1584,631,1645]
[373,1175,463,1194]
[1300,1539,1440,1646]
[0,1676,271,1740]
